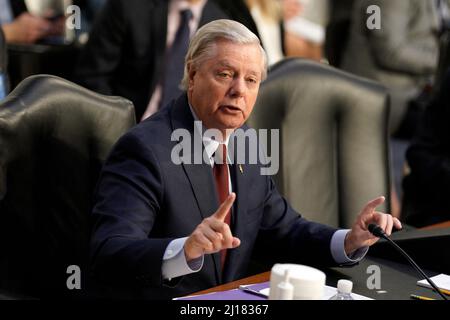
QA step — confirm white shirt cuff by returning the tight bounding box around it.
[330,229,369,265]
[161,237,204,280]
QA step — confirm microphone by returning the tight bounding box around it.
[368,224,386,238]
[368,223,448,300]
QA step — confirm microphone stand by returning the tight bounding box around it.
[368,224,448,300]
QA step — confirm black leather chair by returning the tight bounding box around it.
[0,27,8,98]
[248,58,391,228]
[0,75,135,298]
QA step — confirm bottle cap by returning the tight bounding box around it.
[277,269,294,300]
[337,279,353,294]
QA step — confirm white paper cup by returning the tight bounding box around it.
[269,264,326,300]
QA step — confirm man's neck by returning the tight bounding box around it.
[188,105,234,144]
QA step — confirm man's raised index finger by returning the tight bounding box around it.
[214,193,236,221]
[364,196,385,212]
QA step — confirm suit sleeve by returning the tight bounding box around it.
[74,0,126,95]
[364,0,437,75]
[90,131,172,287]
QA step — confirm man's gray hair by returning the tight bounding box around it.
[181,19,268,90]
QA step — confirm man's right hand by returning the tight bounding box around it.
[184,193,241,261]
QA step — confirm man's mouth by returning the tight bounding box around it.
[221,105,241,113]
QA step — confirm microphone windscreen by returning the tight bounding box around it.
[368,223,385,237]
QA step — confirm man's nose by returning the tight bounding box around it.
[229,77,246,97]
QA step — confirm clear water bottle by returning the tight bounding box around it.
[329,280,354,300]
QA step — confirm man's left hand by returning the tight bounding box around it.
[344,196,402,255]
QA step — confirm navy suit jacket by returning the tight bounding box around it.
[91,94,338,299]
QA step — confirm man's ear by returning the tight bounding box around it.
[187,62,196,86]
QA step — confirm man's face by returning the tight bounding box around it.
[187,39,264,138]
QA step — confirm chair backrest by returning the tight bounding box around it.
[434,30,450,94]
[0,75,136,298]
[0,27,8,99]
[248,58,391,228]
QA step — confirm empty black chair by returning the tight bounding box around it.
[0,75,135,298]
[249,58,391,228]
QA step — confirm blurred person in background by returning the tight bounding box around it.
[77,0,108,43]
[0,25,7,99]
[402,68,450,227]
[75,0,227,121]
[214,0,303,65]
[341,0,442,136]
[283,0,329,61]
[340,0,447,218]
[325,0,355,67]
[0,0,64,44]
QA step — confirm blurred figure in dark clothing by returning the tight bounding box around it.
[75,0,227,121]
[402,68,450,227]
[0,0,63,44]
[325,0,354,66]
[213,0,308,65]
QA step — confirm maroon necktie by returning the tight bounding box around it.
[213,143,231,270]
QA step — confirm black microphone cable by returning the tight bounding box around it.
[368,223,448,300]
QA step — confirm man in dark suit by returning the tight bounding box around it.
[90,19,401,299]
[75,0,228,121]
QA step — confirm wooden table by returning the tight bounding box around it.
[193,272,270,296]
[191,221,450,298]
[191,255,447,300]
[420,220,450,230]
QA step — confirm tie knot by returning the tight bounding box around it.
[214,143,228,165]
[180,9,193,23]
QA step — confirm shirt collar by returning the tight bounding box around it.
[169,0,207,23]
[188,104,231,164]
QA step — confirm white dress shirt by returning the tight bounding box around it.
[249,5,284,66]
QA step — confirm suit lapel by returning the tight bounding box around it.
[150,1,168,58]
[170,95,222,282]
[222,142,249,283]
[199,0,229,27]
[148,1,169,96]
[211,0,260,38]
